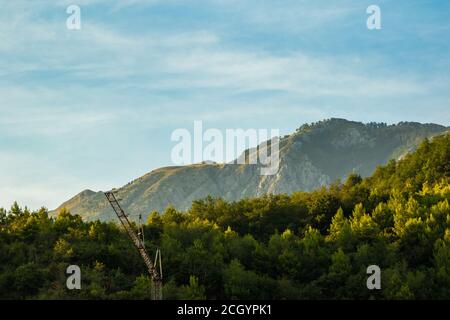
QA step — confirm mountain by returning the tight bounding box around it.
[52,118,449,221]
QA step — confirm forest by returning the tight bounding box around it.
[0,134,449,300]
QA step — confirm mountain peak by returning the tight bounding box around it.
[51,119,449,221]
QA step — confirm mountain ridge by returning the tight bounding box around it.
[52,118,449,221]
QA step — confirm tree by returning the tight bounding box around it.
[0,208,7,226]
[328,208,353,250]
[130,275,153,299]
[10,202,22,216]
[178,276,206,300]
[223,260,275,300]
[13,263,46,298]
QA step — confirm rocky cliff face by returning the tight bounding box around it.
[52,119,448,221]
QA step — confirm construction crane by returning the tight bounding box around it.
[104,191,163,300]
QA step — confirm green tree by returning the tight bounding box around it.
[178,276,206,300]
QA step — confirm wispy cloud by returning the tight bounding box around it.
[0,0,440,99]
[0,0,449,209]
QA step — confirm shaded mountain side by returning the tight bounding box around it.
[51,118,449,221]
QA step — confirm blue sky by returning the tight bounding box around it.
[1,0,449,210]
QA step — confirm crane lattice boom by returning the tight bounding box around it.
[104,191,162,300]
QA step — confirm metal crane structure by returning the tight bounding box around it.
[104,191,163,300]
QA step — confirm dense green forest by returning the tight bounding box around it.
[1,134,449,300]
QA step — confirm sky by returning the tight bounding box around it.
[0,0,449,210]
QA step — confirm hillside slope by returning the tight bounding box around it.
[52,119,448,221]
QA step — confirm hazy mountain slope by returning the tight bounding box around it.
[52,119,448,221]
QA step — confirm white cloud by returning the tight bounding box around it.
[0,0,431,99]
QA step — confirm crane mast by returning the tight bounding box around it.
[104,191,163,300]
